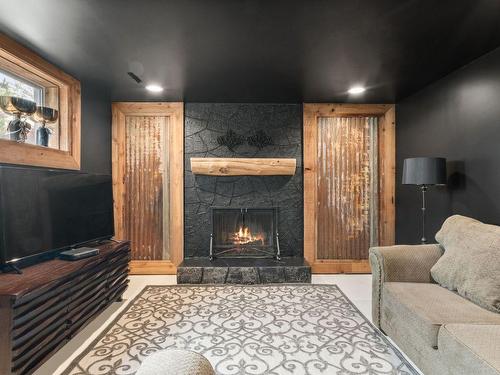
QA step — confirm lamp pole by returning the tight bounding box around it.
[420,185,427,244]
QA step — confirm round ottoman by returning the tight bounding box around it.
[136,349,215,375]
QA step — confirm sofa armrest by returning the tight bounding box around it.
[369,244,443,328]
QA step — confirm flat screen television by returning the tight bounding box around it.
[0,166,114,269]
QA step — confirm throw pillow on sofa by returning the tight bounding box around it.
[431,215,500,313]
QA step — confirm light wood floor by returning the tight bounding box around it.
[33,274,410,375]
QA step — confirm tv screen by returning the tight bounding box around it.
[0,166,114,266]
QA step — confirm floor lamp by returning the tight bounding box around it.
[402,157,447,244]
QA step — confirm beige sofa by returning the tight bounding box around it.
[369,216,500,375]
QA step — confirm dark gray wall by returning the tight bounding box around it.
[79,82,112,174]
[184,103,303,258]
[0,31,112,175]
[396,47,500,244]
[0,80,111,175]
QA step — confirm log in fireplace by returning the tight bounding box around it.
[210,207,280,260]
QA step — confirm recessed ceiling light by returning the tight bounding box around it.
[145,84,163,93]
[348,86,366,94]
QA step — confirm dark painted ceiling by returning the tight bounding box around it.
[1,0,500,102]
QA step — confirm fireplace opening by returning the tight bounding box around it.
[210,207,280,260]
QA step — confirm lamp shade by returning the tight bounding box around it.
[402,157,447,185]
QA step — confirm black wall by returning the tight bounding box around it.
[396,46,500,244]
[0,81,111,175]
[184,103,303,258]
[79,82,112,174]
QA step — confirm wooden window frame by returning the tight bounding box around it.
[0,33,81,170]
[303,103,395,273]
[112,102,184,274]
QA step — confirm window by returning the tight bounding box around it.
[0,34,80,169]
[0,69,56,147]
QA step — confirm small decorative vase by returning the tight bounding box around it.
[33,106,58,147]
[18,120,32,143]
[7,116,22,141]
[36,125,51,147]
[0,96,37,143]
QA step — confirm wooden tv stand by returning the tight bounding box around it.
[0,240,130,375]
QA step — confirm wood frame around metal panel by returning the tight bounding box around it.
[112,102,184,274]
[303,103,395,274]
[0,33,81,170]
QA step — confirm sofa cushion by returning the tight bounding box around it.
[381,282,500,348]
[432,215,500,313]
[438,324,500,375]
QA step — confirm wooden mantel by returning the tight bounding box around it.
[190,157,296,176]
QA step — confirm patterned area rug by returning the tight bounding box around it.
[63,285,417,375]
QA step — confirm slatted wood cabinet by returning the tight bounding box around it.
[0,241,130,375]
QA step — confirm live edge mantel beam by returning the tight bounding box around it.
[190,157,296,176]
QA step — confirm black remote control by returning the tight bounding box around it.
[59,247,100,260]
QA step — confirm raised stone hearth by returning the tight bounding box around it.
[177,258,311,284]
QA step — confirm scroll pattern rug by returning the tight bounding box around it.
[63,284,417,375]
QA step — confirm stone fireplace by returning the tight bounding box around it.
[178,103,310,284]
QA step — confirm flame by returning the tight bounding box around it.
[231,225,264,245]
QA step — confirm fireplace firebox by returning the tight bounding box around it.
[210,207,280,260]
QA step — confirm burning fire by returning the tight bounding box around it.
[231,226,264,245]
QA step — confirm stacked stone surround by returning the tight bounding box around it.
[177,258,311,284]
[184,103,303,258]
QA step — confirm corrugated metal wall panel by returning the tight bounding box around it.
[317,116,378,260]
[124,115,169,260]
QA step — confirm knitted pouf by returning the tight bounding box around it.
[136,349,215,375]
